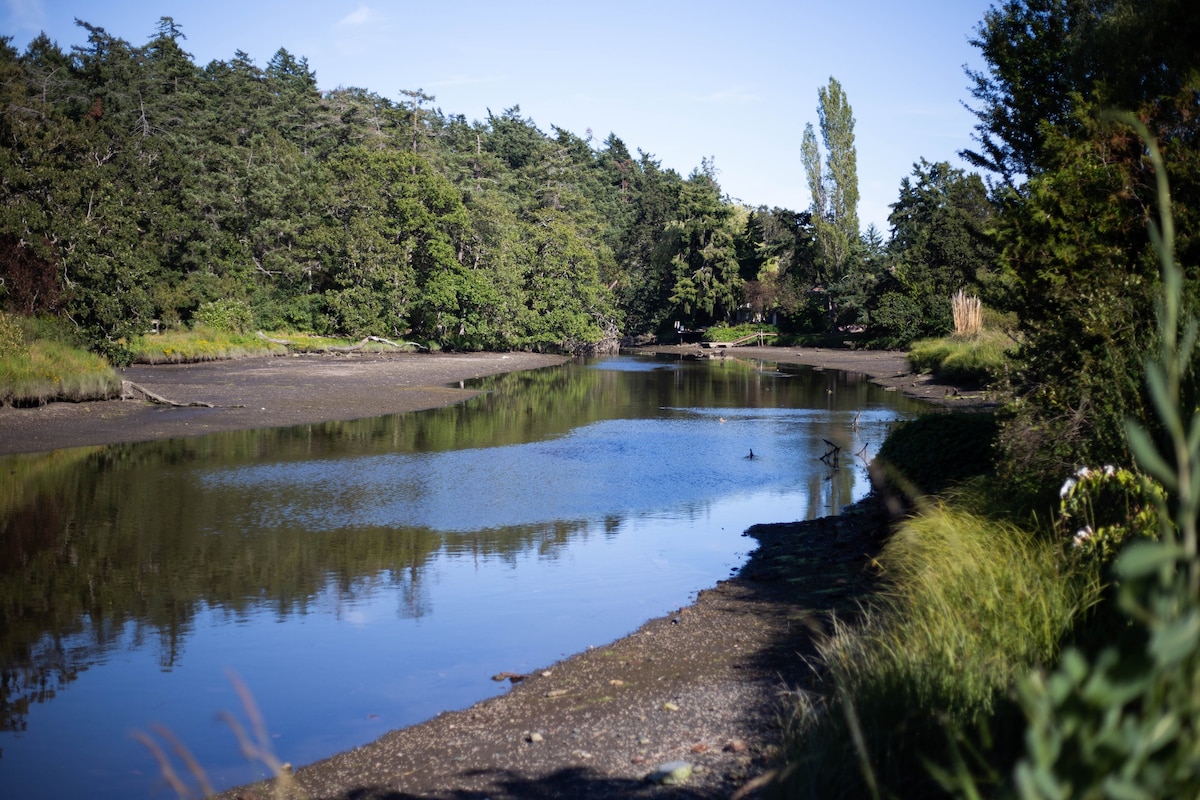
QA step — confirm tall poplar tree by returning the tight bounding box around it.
[801,77,859,284]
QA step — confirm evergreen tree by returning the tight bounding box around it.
[870,159,997,345]
[661,165,742,327]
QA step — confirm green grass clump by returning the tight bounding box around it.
[778,506,1099,798]
[130,328,418,362]
[0,337,121,405]
[130,327,287,363]
[908,329,1014,385]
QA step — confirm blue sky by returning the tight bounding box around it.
[3,0,995,233]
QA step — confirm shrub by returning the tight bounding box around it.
[0,311,25,357]
[701,322,779,343]
[194,299,255,333]
[871,290,952,348]
[875,411,999,499]
[1055,464,1164,564]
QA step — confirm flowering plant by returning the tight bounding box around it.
[1056,464,1164,563]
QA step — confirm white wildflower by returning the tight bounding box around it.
[1060,477,1077,498]
[1072,526,1094,548]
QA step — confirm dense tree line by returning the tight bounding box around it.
[964,0,1200,492]
[0,18,1001,362]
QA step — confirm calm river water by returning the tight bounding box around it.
[0,353,923,799]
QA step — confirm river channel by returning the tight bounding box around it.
[0,353,923,799]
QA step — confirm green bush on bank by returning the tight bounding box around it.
[193,298,255,333]
[875,411,1000,499]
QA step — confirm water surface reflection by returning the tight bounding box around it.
[0,354,923,798]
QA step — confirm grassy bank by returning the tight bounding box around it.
[0,315,431,406]
[907,328,1015,386]
[129,328,288,363]
[0,337,121,406]
[770,406,1113,798]
[775,498,1101,798]
[0,313,121,406]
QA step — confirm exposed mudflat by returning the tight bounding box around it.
[0,351,567,456]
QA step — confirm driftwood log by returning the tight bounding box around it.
[256,331,426,351]
[121,381,219,408]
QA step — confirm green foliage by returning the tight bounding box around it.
[875,411,1000,498]
[661,169,743,327]
[802,77,859,285]
[1056,465,1164,564]
[736,208,820,328]
[194,299,255,334]
[701,323,779,343]
[0,312,24,357]
[779,506,1097,799]
[870,159,998,347]
[0,21,724,355]
[1009,118,1200,800]
[969,0,1200,492]
[871,291,951,347]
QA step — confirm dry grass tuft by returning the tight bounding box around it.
[135,671,307,800]
[952,290,983,337]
